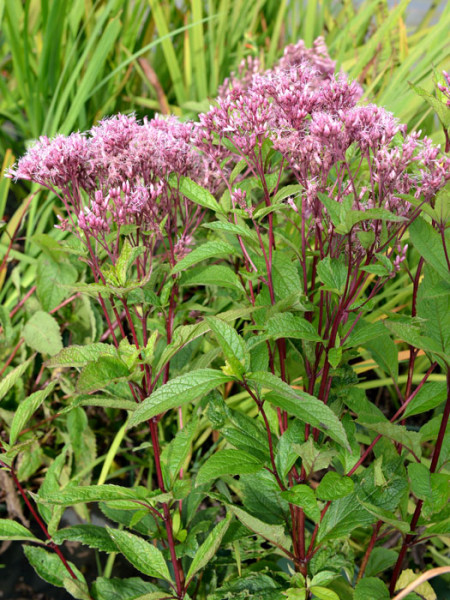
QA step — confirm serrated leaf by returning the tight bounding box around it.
[358,417,422,459]
[46,343,117,368]
[76,356,131,393]
[10,381,57,444]
[202,220,257,242]
[92,577,161,600]
[186,513,232,580]
[63,577,91,600]
[0,519,40,542]
[409,217,449,280]
[365,548,398,578]
[354,578,390,600]
[23,546,85,588]
[41,484,151,505]
[52,524,117,553]
[318,493,376,542]
[171,174,222,212]
[280,485,320,522]
[404,382,447,418]
[309,587,340,600]
[161,417,198,482]
[196,449,264,485]
[181,264,244,291]
[266,312,322,342]
[0,355,34,403]
[316,472,354,501]
[228,504,291,550]
[107,528,172,582]
[36,255,77,312]
[247,372,350,450]
[317,257,347,295]
[115,240,145,287]
[206,316,249,376]
[128,369,233,428]
[171,240,238,274]
[23,311,63,356]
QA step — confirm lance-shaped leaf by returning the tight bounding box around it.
[247,372,350,450]
[52,524,117,553]
[10,381,57,445]
[107,528,172,582]
[41,484,152,505]
[228,505,291,550]
[0,355,34,403]
[171,240,239,274]
[76,356,131,393]
[46,343,117,368]
[206,316,249,376]
[128,369,233,428]
[196,449,264,485]
[170,174,222,213]
[266,312,322,342]
[24,546,85,588]
[186,513,232,581]
[0,519,40,542]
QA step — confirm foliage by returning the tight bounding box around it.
[1,2,450,600]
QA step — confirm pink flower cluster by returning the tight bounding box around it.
[10,114,219,241]
[197,50,450,258]
[9,38,450,267]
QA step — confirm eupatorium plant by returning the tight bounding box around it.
[2,38,449,600]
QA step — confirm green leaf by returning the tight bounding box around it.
[354,578,390,600]
[76,356,131,394]
[358,417,422,460]
[107,528,172,582]
[46,343,117,368]
[247,372,350,450]
[36,255,78,312]
[42,484,152,505]
[316,472,354,501]
[23,311,63,356]
[52,524,117,553]
[23,546,85,588]
[409,217,449,280]
[181,264,244,291]
[128,369,233,428]
[309,587,340,600]
[408,465,449,518]
[228,504,291,550]
[171,176,222,212]
[92,577,161,600]
[202,220,258,242]
[63,577,91,600]
[404,382,447,418]
[409,82,450,129]
[186,513,232,581]
[206,316,249,376]
[365,548,398,578]
[318,493,376,542]
[317,257,348,295]
[10,381,57,445]
[0,519,40,542]
[197,449,264,485]
[161,417,198,483]
[266,312,322,342]
[114,240,145,287]
[281,485,320,522]
[171,241,238,274]
[0,355,34,403]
